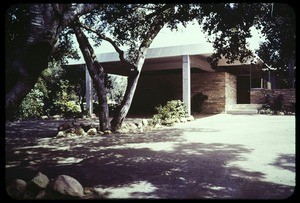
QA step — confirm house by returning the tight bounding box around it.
[67,44,295,116]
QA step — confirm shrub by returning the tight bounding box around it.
[258,93,288,115]
[151,100,188,126]
[54,100,81,118]
[17,86,45,120]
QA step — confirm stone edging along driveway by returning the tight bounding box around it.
[5,114,295,199]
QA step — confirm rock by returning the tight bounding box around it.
[104,130,112,134]
[58,120,74,131]
[29,172,49,189]
[41,115,48,120]
[80,123,92,132]
[56,131,66,138]
[65,127,75,134]
[186,115,194,121]
[135,122,143,128]
[36,190,47,199]
[180,117,187,123]
[142,119,148,127]
[87,128,97,136]
[53,115,62,120]
[74,127,86,136]
[53,175,84,198]
[127,123,138,131]
[6,179,27,199]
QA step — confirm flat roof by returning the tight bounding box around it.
[66,44,262,76]
[67,43,213,65]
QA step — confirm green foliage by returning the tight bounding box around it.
[17,83,45,120]
[54,100,81,118]
[258,93,294,115]
[107,75,127,106]
[151,100,188,126]
[52,80,81,117]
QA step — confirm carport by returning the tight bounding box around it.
[67,44,263,115]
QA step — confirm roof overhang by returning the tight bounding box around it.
[66,44,264,76]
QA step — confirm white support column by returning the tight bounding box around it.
[85,66,93,116]
[182,55,191,116]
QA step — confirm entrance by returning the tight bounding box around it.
[237,75,250,104]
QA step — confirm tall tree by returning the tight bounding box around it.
[73,21,111,131]
[198,3,295,88]
[75,4,201,131]
[256,3,295,88]
[5,4,100,119]
[6,3,294,127]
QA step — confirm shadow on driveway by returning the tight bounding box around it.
[5,119,295,199]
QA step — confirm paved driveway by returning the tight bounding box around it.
[5,114,295,199]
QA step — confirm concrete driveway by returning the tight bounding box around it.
[5,114,295,199]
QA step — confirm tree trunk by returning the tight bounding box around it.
[5,4,99,119]
[73,25,111,131]
[110,57,145,131]
[110,72,139,131]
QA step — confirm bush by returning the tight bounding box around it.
[54,100,81,118]
[17,86,45,120]
[151,100,188,126]
[258,93,293,115]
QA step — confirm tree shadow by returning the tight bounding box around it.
[5,123,295,199]
[270,154,295,173]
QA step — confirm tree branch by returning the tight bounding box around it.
[144,4,174,20]
[80,23,137,70]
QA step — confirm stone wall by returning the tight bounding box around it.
[250,88,296,109]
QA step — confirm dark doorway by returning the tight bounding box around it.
[237,75,250,104]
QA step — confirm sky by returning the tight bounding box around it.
[93,21,266,55]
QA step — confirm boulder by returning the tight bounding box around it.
[142,119,148,127]
[40,115,48,120]
[56,131,66,138]
[36,190,47,199]
[186,115,194,121]
[53,175,84,198]
[29,172,49,189]
[6,179,27,199]
[87,128,97,136]
[180,117,187,123]
[104,130,112,134]
[80,123,92,132]
[58,120,74,131]
[74,127,86,136]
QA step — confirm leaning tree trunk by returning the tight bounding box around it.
[111,71,140,131]
[5,4,99,120]
[110,57,146,131]
[73,24,111,131]
[110,17,165,131]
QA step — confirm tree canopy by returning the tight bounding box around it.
[5,3,295,124]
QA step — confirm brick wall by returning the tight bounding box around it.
[191,72,228,114]
[250,88,295,109]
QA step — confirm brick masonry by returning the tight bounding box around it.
[191,72,236,114]
[250,88,296,109]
